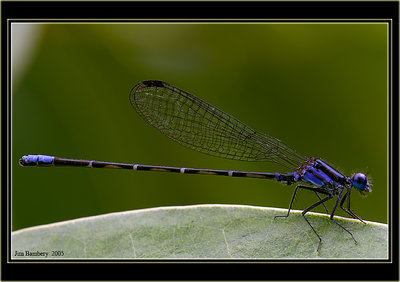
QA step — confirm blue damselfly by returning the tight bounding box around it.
[20,80,372,251]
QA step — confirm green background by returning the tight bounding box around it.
[12,23,388,231]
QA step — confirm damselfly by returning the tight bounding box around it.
[19,80,372,252]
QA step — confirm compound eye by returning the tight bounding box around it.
[352,173,368,191]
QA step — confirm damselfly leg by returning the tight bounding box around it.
[340,190,366,224]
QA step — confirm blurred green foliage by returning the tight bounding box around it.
[12,23,388,231]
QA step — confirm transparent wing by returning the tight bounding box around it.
[130,80,306,170]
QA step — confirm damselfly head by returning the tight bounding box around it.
[352,172,372,195]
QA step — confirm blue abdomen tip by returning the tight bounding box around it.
[19,155,54,166]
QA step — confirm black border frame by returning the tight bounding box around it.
[2,1,399,281]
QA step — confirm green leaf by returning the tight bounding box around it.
[12,204,388,259]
